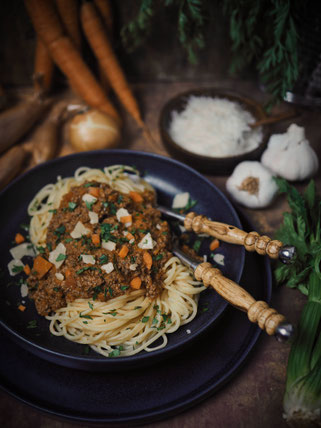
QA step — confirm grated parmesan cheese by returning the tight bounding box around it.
[138,233,154,250]
[82,193,97,204]
[20,283,28,297]
[8,259,24,276]
[10,243,35,260]
[169,96,262,157]
[101,262,114,274]
[70,221,90,239]
[81,254,96,265]
[55,273,64,281]
[172,192,189,209]
[102,240,116,251]
[88,211,99,224]
[212,253,225,266]
[49,243,67,269]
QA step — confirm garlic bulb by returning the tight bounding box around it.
[226,161,278,208]
[68,109,121,151]
[261,124,319,181]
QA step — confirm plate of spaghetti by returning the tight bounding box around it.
[0,150,245,370]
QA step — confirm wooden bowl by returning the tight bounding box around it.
[159,88,268,175]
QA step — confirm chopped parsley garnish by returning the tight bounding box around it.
[154,253,163,261]
[109,202,117,215]
[152,317,158,325]
[82,345,90,355]
[121,285,129,291]
[85,201,95,210]
[47,243,52,252]
[108,287,113,297]
[84,182,97,187]
[56,253,67,262]
[99,254,108,264]
[76,266,97,275]
[108,348,121,357]
[130,256,136,263]
[54,225,66,239]
[117,195,123,203]
[79,312,93,320]
[37,246,46,254]
[142,316,150,323]
[12,265,24,273]
[88,301,94,310]
[64,238,73,243]
[193,239,202,253]
[53,287,60,292]
[68,202,77,211]
[183,197,198,212]
[27,320,37,329]
[102,201,109,209]
[49,209,57,214]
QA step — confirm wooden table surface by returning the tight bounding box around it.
[1,80,320,428]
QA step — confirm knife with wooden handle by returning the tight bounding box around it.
[158,205,296,263]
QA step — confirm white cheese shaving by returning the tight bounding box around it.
[101,262,114,274]
[8,259,24,276]
[203,254,207,262]
[186,329,191,334]
[81,254,96,265]
[88,211,99,224]
[156,224,161,230]
[20,283,28,297]
[102,240,116,251]
[82,193,97,204]
[138,233,154,250]
[55,273,64,281]
[179,225,186,233]
[49,243,66,269]
[212,253,225,266]
[172,192,190,209]
[129,263,138,271]
[70,221,90,239]
[116,207,130,222]
[10,243,35,260]
[169,96,262,157]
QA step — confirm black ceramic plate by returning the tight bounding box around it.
[0,212,271,425]
[0,150,244,371]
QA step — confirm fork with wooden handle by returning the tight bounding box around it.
[172,245,294,341]
[158,206,296,264]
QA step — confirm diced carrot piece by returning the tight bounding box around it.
[130,277,142,289]
[209,239,220,251]
[118,245,129,258]
[89,187,100,198]
[120,215,132,224]
[92,234,100,245]
[33,255,53,279]
[143,251,153,270]
[65,268,72,278]
[24,264,31,275]
[18,304,26,312]
[15,233,25,244]
[129,191,143,203]
[125,232,135,241]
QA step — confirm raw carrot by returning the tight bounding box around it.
[33,255,53,279]
[55,0,81,48]
[130,276,142,290]
[80,2,144,128]
[118,244,129,258]
[18,305,26,312]
[209,239,220,252]
[89,187,100,198]
[24,264,31,276]
[120,215,132,224]
[92,234,100,245]
[129,191,143,203]
[33,37,54,93]
[94,0,113,33]
[143,251,153,270]
[15,233,25,244]
[24,0,120,123]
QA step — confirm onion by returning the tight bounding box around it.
[68,109,121,151]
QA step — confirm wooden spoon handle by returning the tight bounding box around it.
[184,212,283,259]
[194,262,285,335]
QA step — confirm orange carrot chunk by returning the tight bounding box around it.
[24,264,31,275]
[33,255,53,279]
[89,186,100,198]
[18,304,26,312]
[129,191,143,203]
[15,233,25,244]
[120,215,132,224]
[118,244,128,258]
[130,276,142,290]
[125,232,135,241]
[143,251,153,270]
[92,233,100,245]
[209,239,220,252]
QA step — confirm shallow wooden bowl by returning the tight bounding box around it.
[159,88,268,175]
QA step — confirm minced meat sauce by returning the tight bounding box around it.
[27,181,173,316]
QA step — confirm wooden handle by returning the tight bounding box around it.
[194,262,285,335]
[184,212,283,260]
[250,110,299,128]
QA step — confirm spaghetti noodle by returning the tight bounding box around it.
[27,165,206,357]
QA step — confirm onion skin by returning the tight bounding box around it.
[68,109,121,151]
[0,146,30,190]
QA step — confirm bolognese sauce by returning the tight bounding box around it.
[27,181,173,316]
